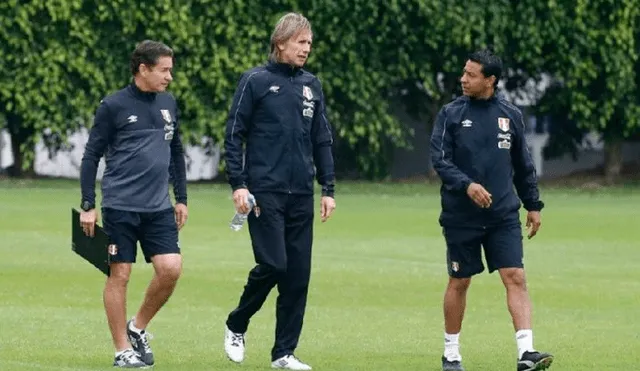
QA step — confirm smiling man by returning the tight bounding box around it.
[222,12,336,371]
[79,40,187,368]
[430,48,553,371]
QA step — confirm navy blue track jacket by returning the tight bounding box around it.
[224,61,335,197]
[80,83,187,212]
[430,93,544,228]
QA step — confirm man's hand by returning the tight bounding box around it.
[526,211,541,239]
[320,196,336,222]
[466,182,492,208]
[175,203,188,231]
[233,188,251,214]
[80,209,97,237]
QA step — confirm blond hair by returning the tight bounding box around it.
[269,12,312,63]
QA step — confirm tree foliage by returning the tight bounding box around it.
[532,0,639,180]
[1,1,638,180]
[0,0,107,174]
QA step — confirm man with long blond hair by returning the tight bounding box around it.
[222,12,336,370]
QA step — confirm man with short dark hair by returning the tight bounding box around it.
[80,40,187,368]
[223,12,336,371]
[430,48,553,371]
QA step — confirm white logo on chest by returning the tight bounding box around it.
[498,117,510,132]
[302,86,313,100]
[160,109,174,140]
[498,140,511,149]
[160,109,172,123]
[302,86,314,118]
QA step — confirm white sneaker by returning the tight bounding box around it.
[271,355,312,370]
[224,325,245,363]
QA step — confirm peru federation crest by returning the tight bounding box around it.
[108,244,118,256]
[302,86,313,101]
[451,261,459,272]
[160,109,172,123]
[498,117,510,132]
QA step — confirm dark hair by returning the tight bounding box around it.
[130,40,173,76]
[468,48,502,87]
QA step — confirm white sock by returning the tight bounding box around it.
[115,348,133,357]
[444,332,462,361]
[516,329,535,358]
[129,318,144,334]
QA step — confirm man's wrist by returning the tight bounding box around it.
[80,200,95,211]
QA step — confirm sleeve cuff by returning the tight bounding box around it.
[231,184,247,191]
[524,200,544,212]
[321,184,335,198]
[460,179,472,192]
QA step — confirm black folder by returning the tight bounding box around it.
[71,208,111,276]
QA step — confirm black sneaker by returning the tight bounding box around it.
[127,319,154,366]
[113,349,148,368]
[442,355,465,371]
[517,351,553,371]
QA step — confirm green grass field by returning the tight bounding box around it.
[0,180,638,370]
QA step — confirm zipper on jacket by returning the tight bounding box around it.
[288,75,295,194]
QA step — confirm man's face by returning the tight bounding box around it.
[460,60,494,98]
[278,30,312,67]
[140,56,173,92]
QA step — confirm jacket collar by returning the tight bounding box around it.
[266,60,303,77]
[464,90,500,106]
[129,82,157,101]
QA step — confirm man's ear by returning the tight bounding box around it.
[486,75,496,88]
[140,63,152,76]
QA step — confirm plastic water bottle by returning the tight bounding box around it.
[229,193,256,231]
